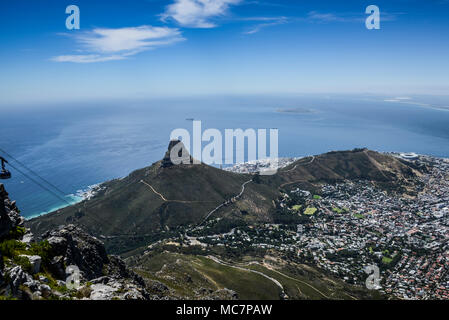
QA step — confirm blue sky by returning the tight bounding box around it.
[1,0,449,106]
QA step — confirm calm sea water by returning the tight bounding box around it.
[1,94,449,218]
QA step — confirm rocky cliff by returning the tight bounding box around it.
[0,184,24,239]
[0,184,148,300]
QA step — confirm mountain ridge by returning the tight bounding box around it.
[26,144,424,254]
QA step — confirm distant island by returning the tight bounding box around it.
[276,107,316,114]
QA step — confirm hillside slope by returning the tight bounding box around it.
[27,145,423,254]
[27,141,259,252]
[272,148,422,192]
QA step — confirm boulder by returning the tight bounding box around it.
[47,236,68,256]
[7,266,34,295]
[21,233,35,244]
[19,255,42,274]
[48,255,66,279]
[39,284,52,298]
[89,283,117,300]
[42,225,108,280]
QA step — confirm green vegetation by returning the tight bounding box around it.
[135,252,281,299]
[132,251,380,300]
[291,205,302,211]
[332,207,344,214]
[6,226,26,239]
[382,256,393,264]
[0,239,27,259]
[313,195,322,200]
[0,230,53,276]
[195,256,282,300]
[304,207,317,215]
[354,214,365,219]
[0,239,31,270]
[29,241,52,264]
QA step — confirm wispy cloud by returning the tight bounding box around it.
[304,10,399,24]
[52,26,184,63]
[161,0,242,28]
[243,16,288,34]
[307,11,348,23]
[52,54,127,63]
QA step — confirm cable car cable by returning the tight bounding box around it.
[7,162,72,206]
[0,147,68,196]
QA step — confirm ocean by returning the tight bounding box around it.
[1,94,449,219]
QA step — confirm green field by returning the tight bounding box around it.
[332,207,344,214]
[382,256,393,264]
[304,207,317,215]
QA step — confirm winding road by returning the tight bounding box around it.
[282,156,315,173]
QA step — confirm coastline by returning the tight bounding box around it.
[26,183,103,220]
[27,195,83,220]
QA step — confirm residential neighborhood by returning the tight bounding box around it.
[153,154,449,300]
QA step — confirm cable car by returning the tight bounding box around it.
[0,156,11,179]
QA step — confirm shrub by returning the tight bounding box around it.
[7,226,27,240]
[29,240,52,265]
[13,255,33,273]
[0,239,27,261]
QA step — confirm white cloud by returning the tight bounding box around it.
[51,54,127,63]
[161,0,242,28]
[306,11,351,23]
[52,26,184,63]
[243,16,288,35]
[305,11,399,24]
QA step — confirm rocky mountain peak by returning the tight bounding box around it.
[161,139,192,168]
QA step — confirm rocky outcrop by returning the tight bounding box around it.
[161,139,192,168]
[42,225,109,280]
[0,184,24,239]
[0,184,149,300]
